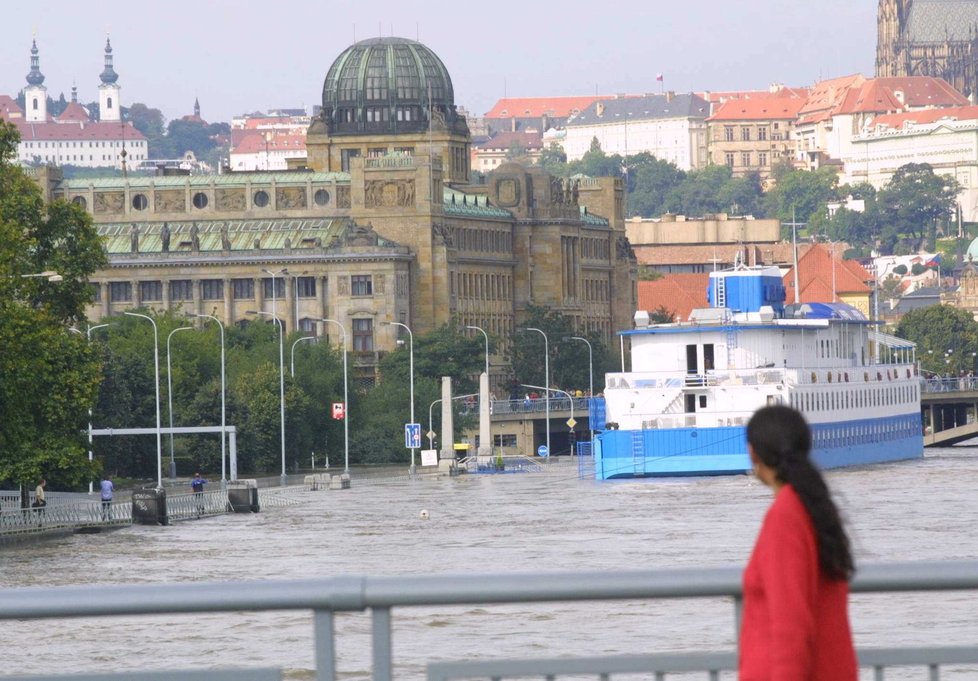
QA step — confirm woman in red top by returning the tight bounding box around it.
[739,405,857,681]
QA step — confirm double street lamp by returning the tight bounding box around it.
[123,312,163,488]
[568,336,594,445]
[465,325,490,377]
[383,321,415,474]
[318,318,350,474]
[247,310,287,487]
[188,313,227,485]
[69,323,112,493]
[166,325,193,479]
[522,327,550,458]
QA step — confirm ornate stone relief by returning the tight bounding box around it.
[94,192,124,214]
[365,179,415,208]
[216,189,246,211]
[155,190,186,213]
[276,187,307,209]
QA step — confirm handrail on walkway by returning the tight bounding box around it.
[1,561,976,680]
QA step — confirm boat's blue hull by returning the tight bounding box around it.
[594,413,923,479]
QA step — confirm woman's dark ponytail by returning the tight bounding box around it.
[747,405,854,580]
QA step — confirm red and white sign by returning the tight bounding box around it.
[331,402,346,420]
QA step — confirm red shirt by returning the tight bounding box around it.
[739,484,856,681]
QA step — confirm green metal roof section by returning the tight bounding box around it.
[98,218,361,255]
[58,171,351,191]
[443,186,512,219]
[581,206,609,227]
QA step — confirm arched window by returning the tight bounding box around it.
[32,98,38,110]
[107,97,113,110]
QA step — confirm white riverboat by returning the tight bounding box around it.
[593,266,923,479]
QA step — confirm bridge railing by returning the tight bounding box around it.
[922,376,978,393]
[488,396,591,415]
[1,561,976,680]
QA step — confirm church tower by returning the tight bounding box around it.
[877,0,910,77]
[98,37,121,122]
[24,38,47,123]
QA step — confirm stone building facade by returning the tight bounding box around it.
[48,37,637,389]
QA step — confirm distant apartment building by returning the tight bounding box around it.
[706,89,807,184]
[844,104,978,221]
[794,74,968,171]
[472,131,543,174]
[559,93,710,170]
[229,110,311,171]
[2,39,147,169]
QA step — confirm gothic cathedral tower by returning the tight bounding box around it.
[877,0,910,77]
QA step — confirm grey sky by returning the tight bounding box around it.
[3,0,877,125]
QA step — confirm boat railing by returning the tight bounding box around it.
[2,561,977,680]
[607,365,919,390]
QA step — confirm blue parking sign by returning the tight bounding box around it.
[405,423,421,449]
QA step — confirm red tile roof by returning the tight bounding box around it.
[231,131,307,154]
[796,74,866,125]
[0,95,24,121]
[475,131,543,150]
[12,119,146,142]
[797,75,968,125]
[638,274,710,321]
[707,94,807,121]
[869,104,978,130]
[782,243,870,303]
[56,102,91,123]
[484,96,601,119]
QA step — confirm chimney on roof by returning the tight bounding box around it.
[769,83,784,93]
[665,91,675,103]
[596,102,605,117]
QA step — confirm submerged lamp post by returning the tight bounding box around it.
[189,313,227,485]
[383,321,415,475]
[523,327,550,459]
[248,310,287,487]
[318,318,350,475]
[124,312,163,488]
[166,325,193,479]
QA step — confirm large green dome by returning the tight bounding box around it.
[967,236,978,262]
[320,37,465,136]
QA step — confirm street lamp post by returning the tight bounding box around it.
[569,336,594,445]
[384,321,415,474]
[290,336,318,377]
[19,270,63,282]
[166,325,193,480]
[428,393,478,449]
[70,323,112,493]
[124,312,163,488]
[248,310,287,487]
[261,267,288,324]
[523,327,550,459]
[189,313,227,485]
[465,325,490,378]
[318,318,350,474]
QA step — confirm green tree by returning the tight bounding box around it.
[717,171,764,217]
[537,143,568,176]
[0,121,106,497]
[664,164,734,216]
[567,138,623,178]
[876,163,961,254]
[128,103,167,158]
[895,305,978,375]
[625,153,686,217]
[763,167,840,231]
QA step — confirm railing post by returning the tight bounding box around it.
[372,607,393,681]
[313,609,337,681]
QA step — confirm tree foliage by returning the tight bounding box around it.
[895,305,978,375]
[875,163,960,253]
[0,121,106,493]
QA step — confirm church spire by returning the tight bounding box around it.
[26,38,45,86]
[194,97,200,118]
[71,83,78,103]
[100,36,119,85]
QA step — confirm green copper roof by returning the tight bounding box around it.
[99,218,352,255]
[581,207,609,226]
[59,171,351,191]
[443,187,512,219]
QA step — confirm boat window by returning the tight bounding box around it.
[686,344,698,375]
[699,395,707,408]
[684,394,696,413]
[703,344,715,371]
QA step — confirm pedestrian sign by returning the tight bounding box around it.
[566,417,577,428]
[405,423,421,449]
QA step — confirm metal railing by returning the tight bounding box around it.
[922,376,978,393]
[1,561,976,680]
[489,396,591,415]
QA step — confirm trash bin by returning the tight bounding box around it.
[132,488,168,526]
[227,479,260,513]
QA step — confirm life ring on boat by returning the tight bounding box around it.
[877,372,883,381]
[827,373,833,383]
[844,373,849,382]
[811,372,817,383]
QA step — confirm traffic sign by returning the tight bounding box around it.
[331,402,346,420]
[537,445,549,457]
[405,423,421,449]
[566,417,577,428]
[426,429,436,441]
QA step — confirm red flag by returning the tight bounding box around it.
[656,73,664,82]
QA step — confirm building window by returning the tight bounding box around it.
[757,127,768,141]
[201,279,224,301]
[758,152,768,167]
[109,282,132,302]
[341,148,361,171]
[298,318,318,334]
[741,152,751,167]
[313,189,330,206]
[724,126,734,142]
[132,193,148,210]
[232,278,254,300]
[140,280,162,302]
[72,196,87,209]
[740,127,751,142]
[170,279,193,301]
[724,153,734,167]
[351,275,373,296]
[192,192,208,209]
[262,277,286,299]
[493,434,518,447]
[296,276,316,298]
[253,190,269,208]
[352,318,373,351]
